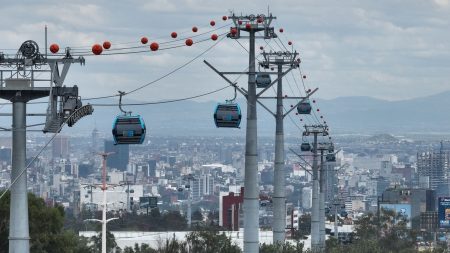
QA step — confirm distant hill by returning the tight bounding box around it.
[6,90,450,137]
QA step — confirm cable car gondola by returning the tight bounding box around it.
[256,73,271,88]
[112,115,146,144]
[297,100,312,115]
[301,142,311,152]
[214,103,242,128]
[112,91,146,145]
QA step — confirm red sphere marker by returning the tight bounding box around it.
[317,109,320,112]
[222,16,228,21]
[238,20,243,25]
[303,75,307,79]
[245,23,251,29]
[171,32,178,38]
[230,28,237,35]
[92,44,103,55]
[210,20,215,26]
[49,44,59,54]
[211,34,218,41]
[141,37,148,44]
[279,28,284,33]
[103,41,111,49]
[185,38,193,46]
[288,41,292,45]
[192,26,198,32]
[313,100,316,103]
[257,17,263,23]
[260,46,263,50]
[150,42,159,51]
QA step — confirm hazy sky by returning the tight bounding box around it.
[1,0,450,103]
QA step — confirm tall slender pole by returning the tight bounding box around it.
[319,150,326,249]
[334,201,339,240]
[9,100,30,253]
[126,182,130,212]
[273,64,286,243]
[187,183,192,228]
[244,29,259,253]
[311,133,320,252]
[101,154,107,253]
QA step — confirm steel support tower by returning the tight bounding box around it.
[0,40,85,253]
[259,51,300,243]
[316,142,333,248]
[205,13,277,253]
[303,125,328,252]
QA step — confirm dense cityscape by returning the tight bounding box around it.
[1,132,450,252]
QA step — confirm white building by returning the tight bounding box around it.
[80,184,144,211]
[302,187,312,209]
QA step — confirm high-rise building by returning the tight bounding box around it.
[381,188,436,229]
[148,159,157,177]
[104,140,129,171]
[220,187,244,231]
[324,162,338,204]
[91,128,100,153]
[0,147,11,164]
[52,135,69,159]
[417,142,450,196]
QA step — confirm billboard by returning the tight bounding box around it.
[438,197,450,228]
[380,203,412,228]
[140,196,158,208]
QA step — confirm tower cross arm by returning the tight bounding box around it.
[256,66,295,98]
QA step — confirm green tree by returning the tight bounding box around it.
[260,241,305,253]
[185,230,241,253]
[89,230,120,253]
[192,209,203,222]
[326,208,417,253]
[123,243,157,253]
[0,191,89,253]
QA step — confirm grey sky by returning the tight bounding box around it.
[1,0,450,103]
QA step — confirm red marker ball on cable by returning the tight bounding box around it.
[171,32,178,38]
[185,38,193,46]
[92,44,103,55]
[211,34,218,41]
[141,37,148,44]
[279,28,284,33]
[103,41,111,49]
[210,20,215,26]
[222,16,228,21]
[50,44,59,54]
[192,26,198,32]
[150,42,159,51]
